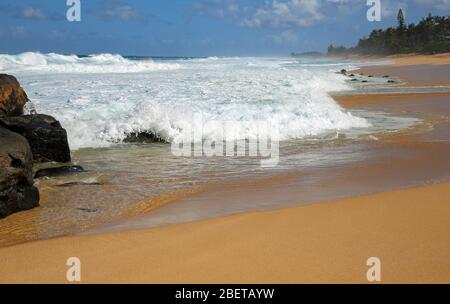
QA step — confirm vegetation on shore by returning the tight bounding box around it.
[328,11,450,56]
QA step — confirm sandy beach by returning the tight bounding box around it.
[0,54,449,284]
[352,53,450,86]
[0,182,449,284]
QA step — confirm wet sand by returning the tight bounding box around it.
[0,55,449,283]
[0,182,449,284]
[87,92,450,235]
[355,53,450,87]
[358,65,450,87]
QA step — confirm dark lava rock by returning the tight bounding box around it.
[362,80,368,83]
[387,80,396,83]
[0,126,39,218]
[56,181,102,188]
[349,74,355,77]
[368,75,374,78]
[0,74,28,117]
[124,132,167,144]
[76,208,99,213]
[383,75,390,78]
[340,69,347,75]
[350,78,358,82]
[34,165,85,179]
[0,114,71,163]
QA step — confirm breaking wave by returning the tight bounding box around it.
[2,54,371,149]
[0,52,180,73]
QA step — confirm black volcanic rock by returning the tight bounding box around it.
[0,126,39,218]
[124,131,167,144]
[0,114,71,163]
[34,165,85,179]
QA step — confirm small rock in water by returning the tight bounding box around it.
[34,165,85,179]
[350,78,358,82]
[56,181,102,187]
[124,132,167,144]
[362,80,368,83]
[387,80,396,83]
[340,69,347,75]
[349,74,355,77]
[383,75,390,78]
[76,208,99,213]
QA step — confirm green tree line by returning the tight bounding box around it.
[328,11,450,55]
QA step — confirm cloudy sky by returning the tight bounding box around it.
[0,0,448,56]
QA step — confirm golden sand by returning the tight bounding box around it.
[335,53,450,66]
[350,53,450,86]
[386,53,450,66]
[0,182,449,283]
[0,54,449,284]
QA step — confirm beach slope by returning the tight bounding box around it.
[0,182,449,284]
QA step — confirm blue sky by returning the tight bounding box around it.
[0,0,448,56]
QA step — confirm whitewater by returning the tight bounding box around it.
[0,52,370,149]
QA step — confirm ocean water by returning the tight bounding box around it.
[0,52,420,243]
[0,52,374,148]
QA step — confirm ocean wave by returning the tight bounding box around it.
[16,56,371,149]
[0,52,180,73]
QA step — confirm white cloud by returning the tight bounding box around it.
[19,7,47,20]
[190,0,449,29]
[1,26,27,38]
[414,0,450,11]
[191,0,240,18]
[97,1,139,21]
[192,0,362,28]
[270,30,300,44]
[11,26,26,35]
[241,0,325,28]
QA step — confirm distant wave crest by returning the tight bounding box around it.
[0,52,180,73]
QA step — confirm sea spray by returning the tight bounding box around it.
[1,54,370,149]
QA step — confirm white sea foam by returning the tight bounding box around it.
[1,53,371,149]
[0,52,180,73]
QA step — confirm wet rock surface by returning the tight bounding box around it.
[34,165,85,179]
[0,74,28,117]
[124,131,167,144]
[0,126,39,218]
[0,74,72,218]
[0,114,71,163]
